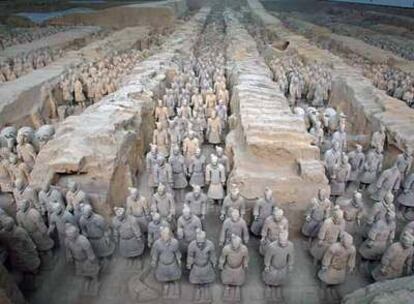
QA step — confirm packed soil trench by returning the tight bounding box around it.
[1,1,414,304]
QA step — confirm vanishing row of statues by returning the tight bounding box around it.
[270,53,333,108]
[41,45,156,124]
[370,64,414,107]
[0,26,76,50]
[0,47,64,83]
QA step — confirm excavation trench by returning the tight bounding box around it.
[245,0,414,166]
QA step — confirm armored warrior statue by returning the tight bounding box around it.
[187,230,216,303]
[219,209,249,247]
[177,205,202,253]
[251,187,278,236]
[65,225,100,294]
[205,155,226,205]
[302,189,332,242]
[169,145,188,203]
[189,148,206,188]
[79,204,115,260]
[0,217,40,275]
[372,232,414,282]
[318,232,355,301]
[219,234,249,302]
[220,186,245,221]
[260,208,289,256]
[16,200,54,261]
[126,187,150,233]
[310,207,345,263]
[151,184,175,223]
[151,227,182,299]
[112,207,144,265]
[262,230,294,301]
[147,212,170,248]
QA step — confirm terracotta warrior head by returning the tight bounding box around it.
[273,207,284,222]
[193,185,201,197]
[230,234,242,250]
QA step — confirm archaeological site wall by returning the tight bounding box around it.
[247,0,414,165]
[224,11,328,223]
[46,0,187,29]
[29,8,210,217]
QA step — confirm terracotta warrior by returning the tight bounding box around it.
[260,208,289,256]
[301,189,332,241]
[65,180,87,222]
[219,234,249,302]
[188,148,206,188]
[177,205,202,253]
[395,148,412,180]
[147,212,170,248]
[359,211,396,262]
[48,203,77,247]
[151,184,175,223]
[310,207,345,263]
[74,78,86,108]
[153,123,170,157]
[219,209,249,246]
[126,187,150,233]
[220,186,245,221]
[330,154,351,200]
[190,112,206,144]
[216,146,230,177]
[360,147,383,189]
[347,144,365,185]
[182,131,199,167]
[0,156,13,193]
[168,119,181,152]
[397,173,414,217]
[324,141,341,179]
[185,185,208,220]
[8,154,31,187]
[16,200,54,259]
[65,224,100,293]
[331,123,347,152]
[16,134,36,170]
[205,90,217,117]
[0,216,40,274]
[205,155,226,205]
[79,204,115,259]
[365,191,396,237]
[207,110,222,145]
[340,191,364,237]
[154,156,173,193]
[318,232,355,301]
[368,162,402,201]
[154,99,169,122]
[372,232,414,282]
[251,187,278,236]
[112,207,145,263]
[38,182,64,222]
[187,230,216,303]
[169,145,188,203]
[310,120,324,147]
[151,227,182,298]
[146,144,160,191]
[262,231,294,301]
